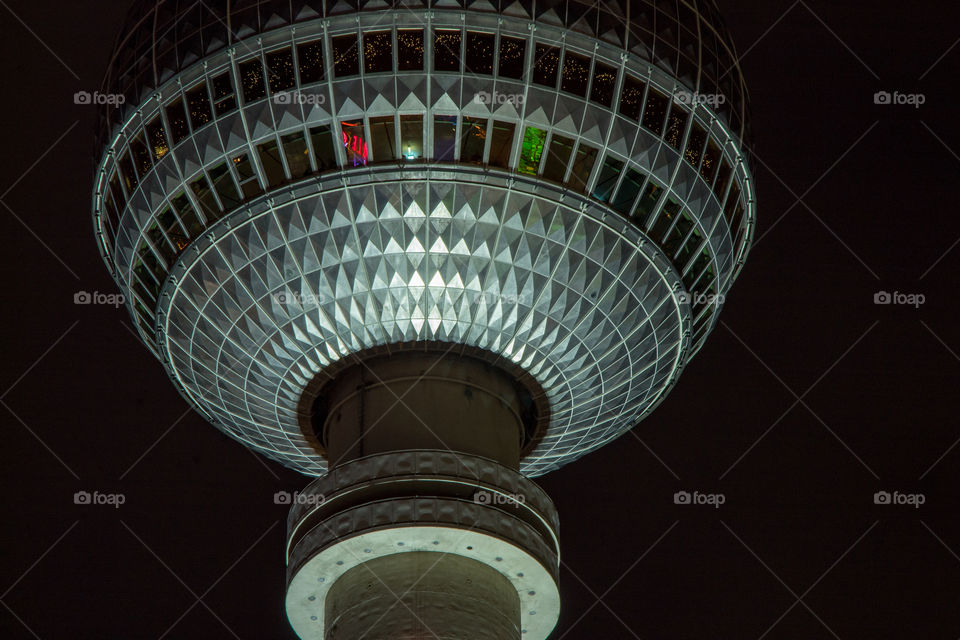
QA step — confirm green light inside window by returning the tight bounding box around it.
[517,127,546,175]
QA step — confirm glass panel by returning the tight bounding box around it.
[133,279,158,309]
[166,98,190,145]
[517,126,546,175]
[134,258,161,292]
[130,134,152,179]
[109,174,125,209]
[592,156,624,202]
[433,115,457,161]
[103,193,121,236]
[397,30,424,71]
[685,121,707,168]
[400,115,423,160]
[731,202,745,239]
[157,205,180,236]
[567,143,598,193]
[465,32,495,74]
[459,117,487,163]
[713,159,732,200]
[146,221,176,262]
[364,31,393,74]
[239,58,267,102]
[281,132,311,178]
[134,260,161,298]
[369,116,396,162]
[146,116,169,161]
[211,71,237,116]
[542,134,574,183]
[297,40,325,84]
[266,48,296,92]
[589,62,617,107]
[231,154,262,199]
[158,205,188,251]
[119,151,138,191]
[685,248,712,290]
[310,125,337,170]
[190,174,221,222]
[675,223,703,268]
[257,140,286,186]
[611,168,644,213]
[498,36,525,79]
[434,30,461,71]
[139,244,166,281]
[642,88,668,135]
[633,180,663,222]
[650,198,681,241]
[488,121,515,168]
[619,75,645,120]
[724,181,742,225]
[664,103,688,150]
[663,211,694,255]
[186,82,213,128]
[135,298,155,323]
[532,44,560,87]
[332,34,360,77]
[340,120,368,166]
[209,162,242,210]
[560,51,590,96]
[171,191,203,235]
[700,139,720,184]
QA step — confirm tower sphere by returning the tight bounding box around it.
[93,0,755,478]
[93,2,756,637]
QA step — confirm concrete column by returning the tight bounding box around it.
[325,552,521,640]
[319,352,529,469]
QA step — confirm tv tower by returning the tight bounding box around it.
[93,1,755,637]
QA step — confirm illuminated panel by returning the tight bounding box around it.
[341,120,369,166]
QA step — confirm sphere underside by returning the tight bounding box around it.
[161,177,687,476]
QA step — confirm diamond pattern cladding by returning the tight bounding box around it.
[163,179,684,477]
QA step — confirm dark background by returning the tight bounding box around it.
[2,1,959,638]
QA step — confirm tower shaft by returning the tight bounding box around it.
[325,552,520,640]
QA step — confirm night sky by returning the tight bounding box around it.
[2,1,960,638]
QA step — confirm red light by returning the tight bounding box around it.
[341,127,368,166]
